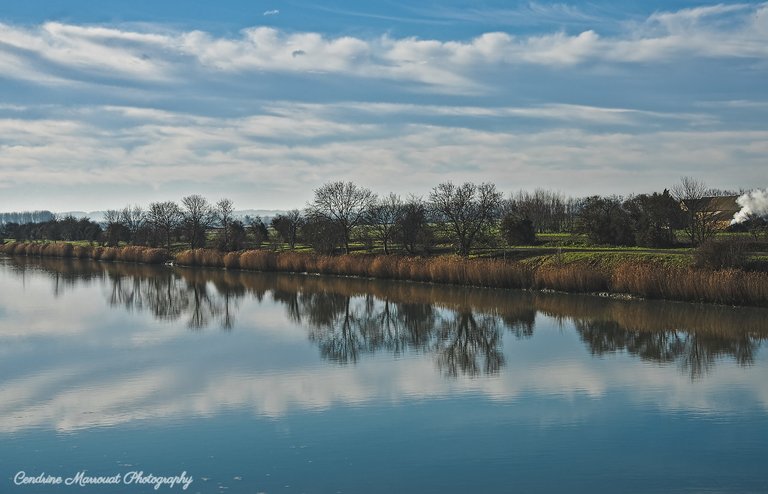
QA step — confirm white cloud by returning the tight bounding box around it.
[612,3,768,61]
[0,4,766,209]
[647,3,753,30]
[262,100,716,126]
[696,99,768,109]
[1,263,766,433]
[0,4,766,92]
[421,1,606,26]
[178,27,370,75]
[519,30,601,65]
[263,9,280,16]
[0,331,764,432]
[0,22,176,82]
[0,102,762,207]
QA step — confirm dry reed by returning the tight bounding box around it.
[239,251,276,271]
[100,247,119,262]
[72,245,91,259]
[0,242,167,264]
[175,249,224,268]
[127,248,768,306]
[2,242,767,306]
[223,252,241,269]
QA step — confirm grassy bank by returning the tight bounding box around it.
[3,242,767,307]
[173,248,768,307]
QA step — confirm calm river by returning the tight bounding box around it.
[1,256,767,493]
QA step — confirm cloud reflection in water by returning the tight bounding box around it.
[0,256,766,433]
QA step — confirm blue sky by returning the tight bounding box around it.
[1,1,766,211]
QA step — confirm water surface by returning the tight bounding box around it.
[1,256,767,493]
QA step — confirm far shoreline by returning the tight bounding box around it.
[2,241,767,308]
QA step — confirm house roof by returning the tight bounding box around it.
[681,195,739,212]
[702,195,740,213]
[680,195,740,221]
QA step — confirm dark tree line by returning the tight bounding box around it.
[289,178,732,252]
[574,191,684,247]
[2,177,744,253]
[1,216,102,243]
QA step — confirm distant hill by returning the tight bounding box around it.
[57,209,289,224]
[0,210,56,224]
[58,211,99,221]
[233,209,289,222]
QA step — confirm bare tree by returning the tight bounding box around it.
[306,181,377,254]
[507,189,568,233]
[104,209,120,224]
[120,205,146,244]
[368,193,403,254]
[671,177,720,246]
[215,198,235,251]
[271,209,304,249]
[181,195,214,249]
[429,182,502,256]
[103,209,127,246]
[576,195,634,246]
[301,214,343,254]
[148,201,183,250]
[563,197,582,233]
[395,196,433,254]
[229,220,248,251]
[249,216,269,249]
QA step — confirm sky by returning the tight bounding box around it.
[0,1,767,212]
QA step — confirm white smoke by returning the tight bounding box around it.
[731,188,768,224]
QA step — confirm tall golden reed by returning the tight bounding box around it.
[2,242,766,306]
[0,242,167,264]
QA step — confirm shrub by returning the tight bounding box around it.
[501,214,536,245]
[694,239,748,270]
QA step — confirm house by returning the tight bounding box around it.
[680,195,740,229]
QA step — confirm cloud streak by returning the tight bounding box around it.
[0,101,764,210]
[0,3,766,210]
[0,3,766,92]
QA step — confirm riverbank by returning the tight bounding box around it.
[0,242,168,263]
[2,242,767,307]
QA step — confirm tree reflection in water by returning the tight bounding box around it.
[7,256,768,379]
[575,319,758,379]
[435,311,504,377]
[107,271,192,323]
[273,287,506,374]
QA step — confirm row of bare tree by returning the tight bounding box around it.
[293,177,743,254]
[2,177,748,254]
[100,196,268,251]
